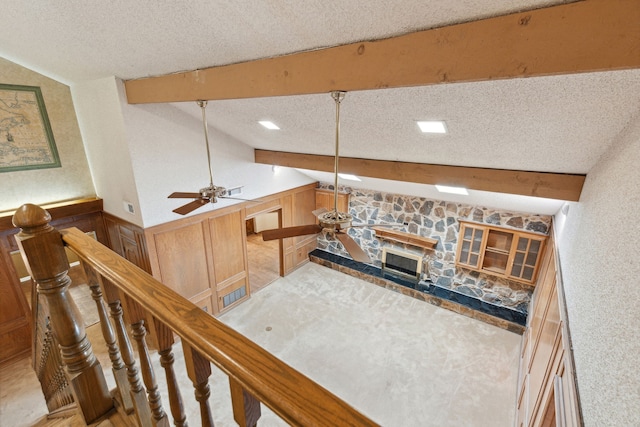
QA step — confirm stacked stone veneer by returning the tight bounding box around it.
[316,183,551,316]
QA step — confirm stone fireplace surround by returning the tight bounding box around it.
[314,183,552,333]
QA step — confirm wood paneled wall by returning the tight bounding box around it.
[145,183,318,315]
[103,212,151,273]
[516,227,581,426]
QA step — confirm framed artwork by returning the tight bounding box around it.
[0,83,61,172]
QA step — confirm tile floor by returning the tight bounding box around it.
[0,262,522,426]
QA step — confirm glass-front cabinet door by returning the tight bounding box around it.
[509,235,545,283]
[456,223,486,269]
[455,220,547,285]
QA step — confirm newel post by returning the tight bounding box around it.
[13,204,113,424]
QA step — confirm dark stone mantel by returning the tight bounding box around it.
[309,249,526,334]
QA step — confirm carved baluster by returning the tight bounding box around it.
[229,378,261,427]
[82,263,133,412]
[120,292,169,426]
[13,204,112,424]
[101,278,152,426]
[182,343,214,427]
[153,319,188,427]
[131,319,169,426]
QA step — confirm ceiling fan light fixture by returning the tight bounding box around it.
[417,120,447,134]
[259,120,280,130]
[435,185,468,195]
[338,173,361,181]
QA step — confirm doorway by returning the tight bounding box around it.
[245,210,281,294]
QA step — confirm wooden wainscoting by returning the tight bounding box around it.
[103,212,151,274]
[145,183,318,315]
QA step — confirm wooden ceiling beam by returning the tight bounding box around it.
[254,150,585,201]
[125,0,639,104]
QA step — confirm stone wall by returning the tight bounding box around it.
[317,183,552,315]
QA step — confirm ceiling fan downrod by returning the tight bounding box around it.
[315,90,353,231]
[198,100,228,203]
[331,91,345,213]
[198,100,215,189]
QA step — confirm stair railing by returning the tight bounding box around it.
[13,203,377,427]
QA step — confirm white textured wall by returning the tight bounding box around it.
[71,78,143,226]
[556,110,640,426]
[117,85,315,227]
[0,58,95,211]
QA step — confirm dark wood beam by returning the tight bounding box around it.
[125,0,639,104]
[254,150,585,201]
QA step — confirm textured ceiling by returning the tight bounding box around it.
[2,0,639,215]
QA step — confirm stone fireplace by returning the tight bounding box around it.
[314,182,552,333]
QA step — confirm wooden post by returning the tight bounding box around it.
[12,204,113,424]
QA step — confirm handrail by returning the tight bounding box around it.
[61,226,377,426]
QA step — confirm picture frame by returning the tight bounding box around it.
[0,83,61,172]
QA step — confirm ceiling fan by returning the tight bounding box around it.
[169,100,251,215]
[261,91,373,264]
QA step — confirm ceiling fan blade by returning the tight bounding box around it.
[262,224,323,241]
[335,232,371,264]
[312,207,329,217]
[169,192,201,199]
[172,199,208,215]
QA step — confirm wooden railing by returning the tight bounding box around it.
[13,203,377,426]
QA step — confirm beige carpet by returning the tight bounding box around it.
[0,262,522,427]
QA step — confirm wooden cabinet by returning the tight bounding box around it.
[315,188,349,213]
[456,221,546,284]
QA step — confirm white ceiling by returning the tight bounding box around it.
[2,0,639,215]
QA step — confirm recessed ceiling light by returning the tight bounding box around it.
[259,120,280,130]
[338,173,361,181]
[417,120,447,134]
[435,185,468,195]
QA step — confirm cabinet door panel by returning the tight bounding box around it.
[510,235,545,283]
[457,223,485,269]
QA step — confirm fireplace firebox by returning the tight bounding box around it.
[381,247,423,281]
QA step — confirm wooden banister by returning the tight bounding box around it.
[61,224,377,426]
